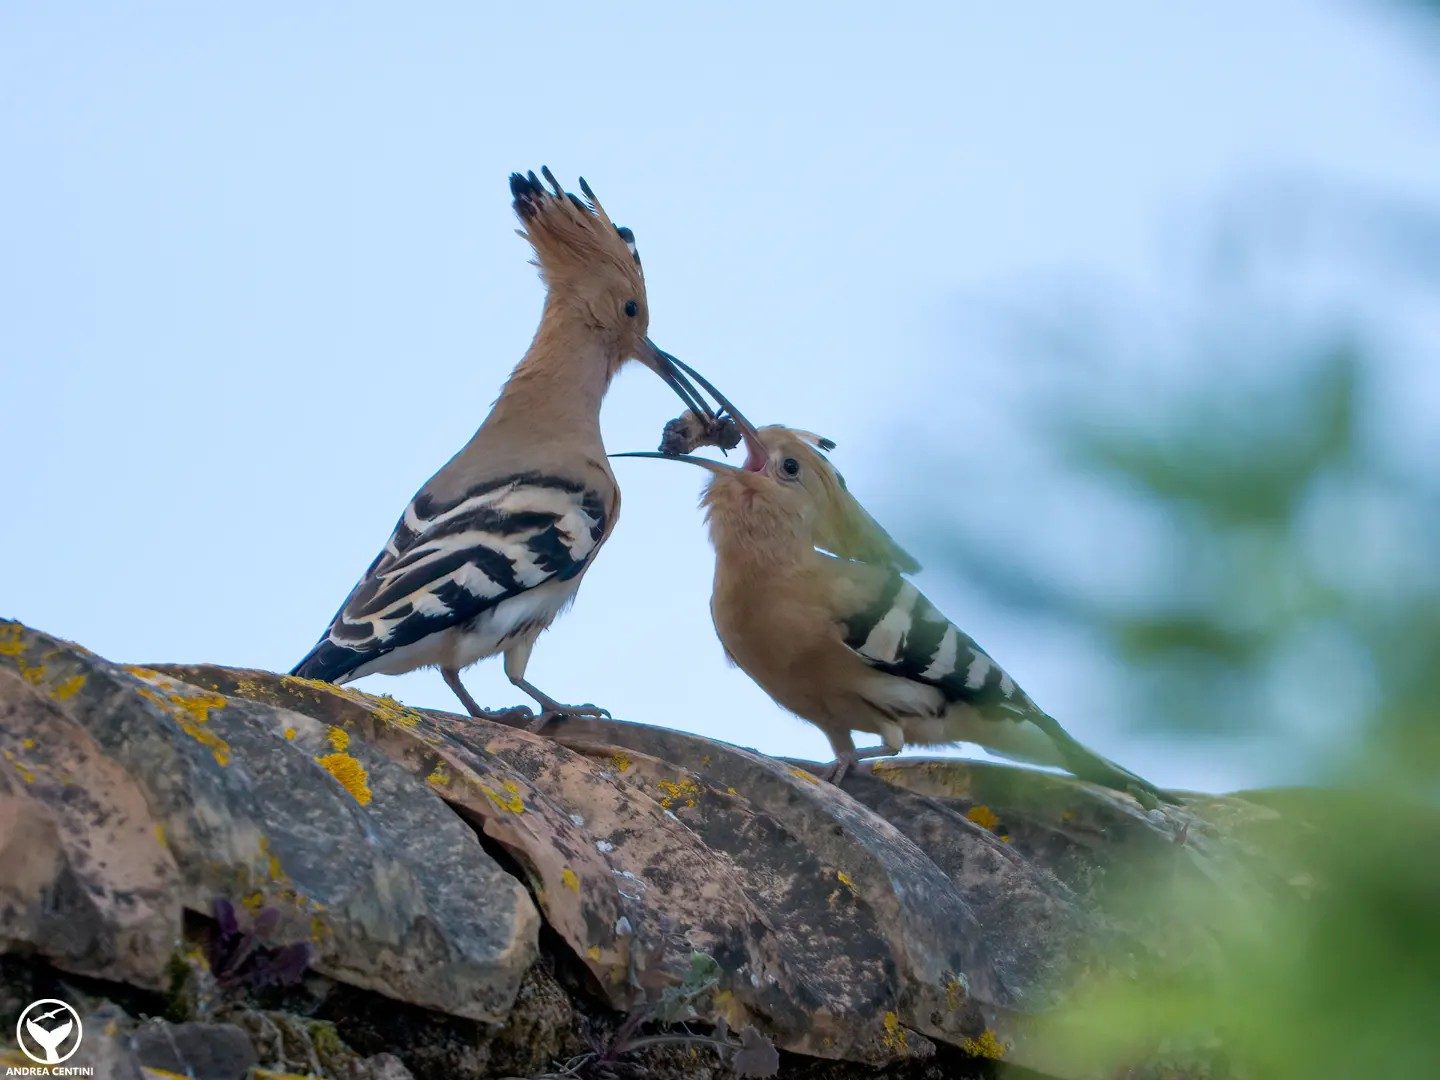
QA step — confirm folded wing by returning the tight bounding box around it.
[292,471,608,682]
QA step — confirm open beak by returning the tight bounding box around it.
[639,339,717,422]
[639,340,769,470]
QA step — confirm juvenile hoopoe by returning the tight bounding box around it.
[619,420,1171,804]
[291,169,728,726]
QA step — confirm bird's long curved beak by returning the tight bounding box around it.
[639,339,717,421]
[610,450,742,475]
[639,340,768,465]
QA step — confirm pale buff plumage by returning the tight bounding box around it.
[619,422,1170,804]
[293,169,725,725]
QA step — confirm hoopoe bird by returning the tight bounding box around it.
[618,418,1172,804]
[291,169,729,726]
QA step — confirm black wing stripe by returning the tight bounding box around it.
[843,572,1037,716]
[292,473,610,680]
[840,573,904,647]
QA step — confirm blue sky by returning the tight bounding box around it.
[4,1,1435,791]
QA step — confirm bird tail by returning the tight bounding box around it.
[288,638,361,684]
[972,710,1177,807]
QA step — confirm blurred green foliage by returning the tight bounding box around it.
[950,196,1440,1079]
[935,23,1440,1060]
[963,255,1440,1077]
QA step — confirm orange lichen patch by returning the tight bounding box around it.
[657,776,701,809]
[881,1010,909,1052]
[586,945,602,961]
[326,725,350,751]
[0,624,26,656]
[561,867,581,893]
[316,752,373,806]
[609,751,632,773]
[788,767,821,785]
[50,673,86,700]
[481,779,525,814]
[283,726,298,740]
[965,804,1000,831]
[960,1028,1006,1059]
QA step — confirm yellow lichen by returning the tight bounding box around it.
[20,737,35,749]
[725,786,739,796]
[241,891,265,912]
[311,913,331,942]
[426,763,451,787]
[0,624,25,656]
[881,1010,909,1052]
[259,837,284,882]
[50,673,85,700]
[281,677,423,729]
[481,780,525,813]
[945,974,966,1011]
[283,726,297,740]
[966,804,1000,831]
[836,869,856,891]
[316,752,373,806]
[130,675,232,767]
[657,776,701,809]
[610,751,632,773]
[326,725,350,751]
[789,767,821,785]
[586,945,602,961]
[960,1028,1006,1060]
[2,749,36,784]
[561,867,580,893]
[154,823,168,847]
[141,1068,193,1080]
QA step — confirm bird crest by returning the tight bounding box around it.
[510,168,646,298]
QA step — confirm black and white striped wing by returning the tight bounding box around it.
[292,472,608,682]
[837,568,1040,720]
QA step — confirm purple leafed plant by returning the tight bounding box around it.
[208,897,311,990]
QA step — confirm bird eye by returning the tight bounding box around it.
[624,299,639,317]
[781,457,800,478]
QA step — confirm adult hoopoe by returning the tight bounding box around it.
[618,419,1172,804]
[291,169,729,726]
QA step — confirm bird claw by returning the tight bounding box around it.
[820,754,858,785]
[526,702,611,734]
[474,704,535,726]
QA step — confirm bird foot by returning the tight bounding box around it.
[527,702,612,733]
[820,754,860,785]
[472,704,535,726]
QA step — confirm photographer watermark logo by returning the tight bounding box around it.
[6,999,92,1076]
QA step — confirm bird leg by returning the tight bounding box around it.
[441,667,534,725]
[503,643,610,733]
[511,678,612,732]
[820,724,904,784]
[822,743,901,784]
